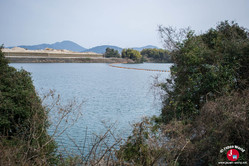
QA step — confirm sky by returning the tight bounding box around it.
[0,0,248,49]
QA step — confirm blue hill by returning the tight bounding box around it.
[83,45,159,54]
[83,45,123,54]
[9,41,86,52]
[132,45,158,52]
[8,41,159,54]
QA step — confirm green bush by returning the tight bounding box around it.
[122,48,142,63]
[141,48,172,63]
[161,21,249,122]
[119,21,249,165]
[104,47,120,58]
[157,20,249,165]
[0,46,57,165]
[161,90,249,165]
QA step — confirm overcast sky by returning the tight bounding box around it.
[0,0,248,48]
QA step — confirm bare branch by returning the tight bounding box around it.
[158,25,192,51]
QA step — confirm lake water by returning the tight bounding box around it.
[11,63,172,154]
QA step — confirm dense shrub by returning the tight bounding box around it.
[161,21,249,122]
[122,48,142,63]
[0,46,57,165]
[104,47,120,58]
[159,21,249,165]
[119,21,249,165]
[159,90,249,165]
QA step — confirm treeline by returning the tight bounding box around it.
[103,47,172,63]
[141,48,172,62]
[121,48,142,63]
[103,47,120,58]
[103,48,143,63]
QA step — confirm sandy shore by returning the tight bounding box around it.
[2,47,103,58]
[2,47,132,63]
[3,47,100,54]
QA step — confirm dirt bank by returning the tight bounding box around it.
[3,47,133,63]
[6,56,133,63]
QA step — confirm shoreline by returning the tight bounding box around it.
[5,56,132,63]
[3,50,133,63]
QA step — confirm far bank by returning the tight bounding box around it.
[3,48,134,63]
[6,56,133,63]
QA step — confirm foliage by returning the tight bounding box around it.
[141,48,172,63]
[118,118,157,165]
[158,26,191,52]
[157,21,249,165]
[103,47,120,58]
[119,21,249,165]
[121,48,142,63]
[160,21,249,122]
[0,46,57,165]
[161,90,249,165]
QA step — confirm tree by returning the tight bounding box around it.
[156,20,249,165]
[0,46,57,164]
[104,47,120,58]
[140,48,172,62]
[121,49,142,63]
[159,21,249,123]
[114,20,249,166]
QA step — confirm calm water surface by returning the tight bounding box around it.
[11,63,172,153]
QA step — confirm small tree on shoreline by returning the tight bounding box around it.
[103,47,120,58]
[122,48,142,63]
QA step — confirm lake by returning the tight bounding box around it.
[11,63,172,154]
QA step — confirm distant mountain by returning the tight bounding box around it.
[9,41,86,52]
[132,45,158,52]
[83,45,123,54]
[83,45,159,54]
[8,41,159,54]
